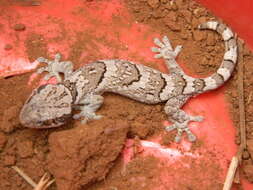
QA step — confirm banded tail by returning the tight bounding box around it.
[183,21,238,94]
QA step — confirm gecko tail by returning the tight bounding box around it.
[197,21,238,92]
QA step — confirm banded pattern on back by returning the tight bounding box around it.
[66,61,107,103]
[94,60,174,104]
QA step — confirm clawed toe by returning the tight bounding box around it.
[191,115,204,122]
[80,114,103,124]
[93,114,103,120]
[154,38,166,48]
[151,47,161,53]
[34,173,54,190]
[37,57,48,63]
[73,112,103,124]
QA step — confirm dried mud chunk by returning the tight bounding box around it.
[192,7,206,18]
[193,29,206,41]
[0,132,7,150]
[147,0,160,9]
[242,150,251,160]
[3,155,16,166]
[13,23,26,31]
[180,10,192,23]
[243,164,253,182]
[130,122,150,138]
[47,119,129,190]
[206,33,216,46]
[180,30,189,40]
[166,11,177,22]
[247,139,253,157]
[17,140,34,158]
[163,18,181,31]
[152,7,168,18]
[243,44,252,56]
[0,104,21,133]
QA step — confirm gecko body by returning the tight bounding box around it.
[20,21,237,142]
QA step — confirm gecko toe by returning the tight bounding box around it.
[187,133,196,142]
[151,47,161,53]
[192,115,204,122]
[174,134,182,143]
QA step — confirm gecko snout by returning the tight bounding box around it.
[19,103,42,128]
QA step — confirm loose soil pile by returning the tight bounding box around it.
[0,0,252,189]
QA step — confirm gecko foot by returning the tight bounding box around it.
[151,36,182,60]
[34,173,55,190]
[37,53,73,82]
[73,94,104,124]
[165,115,204,143]
[73,111,103,124]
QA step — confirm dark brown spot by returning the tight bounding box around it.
[211,73,224,87]
[13,23,26,31]
[36,84,48,93]
[217,23,226,34]
[43,119,53,126]
[96,62,107,85]
[193,78,206,92]
[221,60,235,71]
[64,80,77,103]
[172,75,186,95]
[125,63,141,86]
[159,74,167,96]
[4,44,13,51]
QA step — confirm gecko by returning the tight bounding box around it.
[19,21,237,142]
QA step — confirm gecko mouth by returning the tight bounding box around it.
[19,103,66,128]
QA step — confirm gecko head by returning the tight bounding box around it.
[20,84,74,128]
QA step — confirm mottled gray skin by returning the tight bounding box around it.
[20,21,238,142]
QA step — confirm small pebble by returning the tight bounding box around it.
[30,1,41,6]
[13,23,26,31]
[4,44,13,51]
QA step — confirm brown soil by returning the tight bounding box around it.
[0,0,253,190]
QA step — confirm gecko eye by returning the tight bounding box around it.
[56,117,65,122]
[36,121,43,126]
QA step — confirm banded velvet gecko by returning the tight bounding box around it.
[19,21,237,142]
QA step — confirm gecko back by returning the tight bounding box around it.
[19,21,238,142]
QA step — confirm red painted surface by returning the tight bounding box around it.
[196,1,253,189]
[196,0,253,51]
[0,0,252,189]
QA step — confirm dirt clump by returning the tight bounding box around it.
[47,119,129,190]
[13,23,26,31]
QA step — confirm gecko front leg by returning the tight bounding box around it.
[73,94,104,124]
[37,53,73,82]
[164,95,204,142]
[151,36,185,75]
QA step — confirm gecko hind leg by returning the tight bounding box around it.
[73,94,104,124]
[164,95,204,143]
[37,53,73,82]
